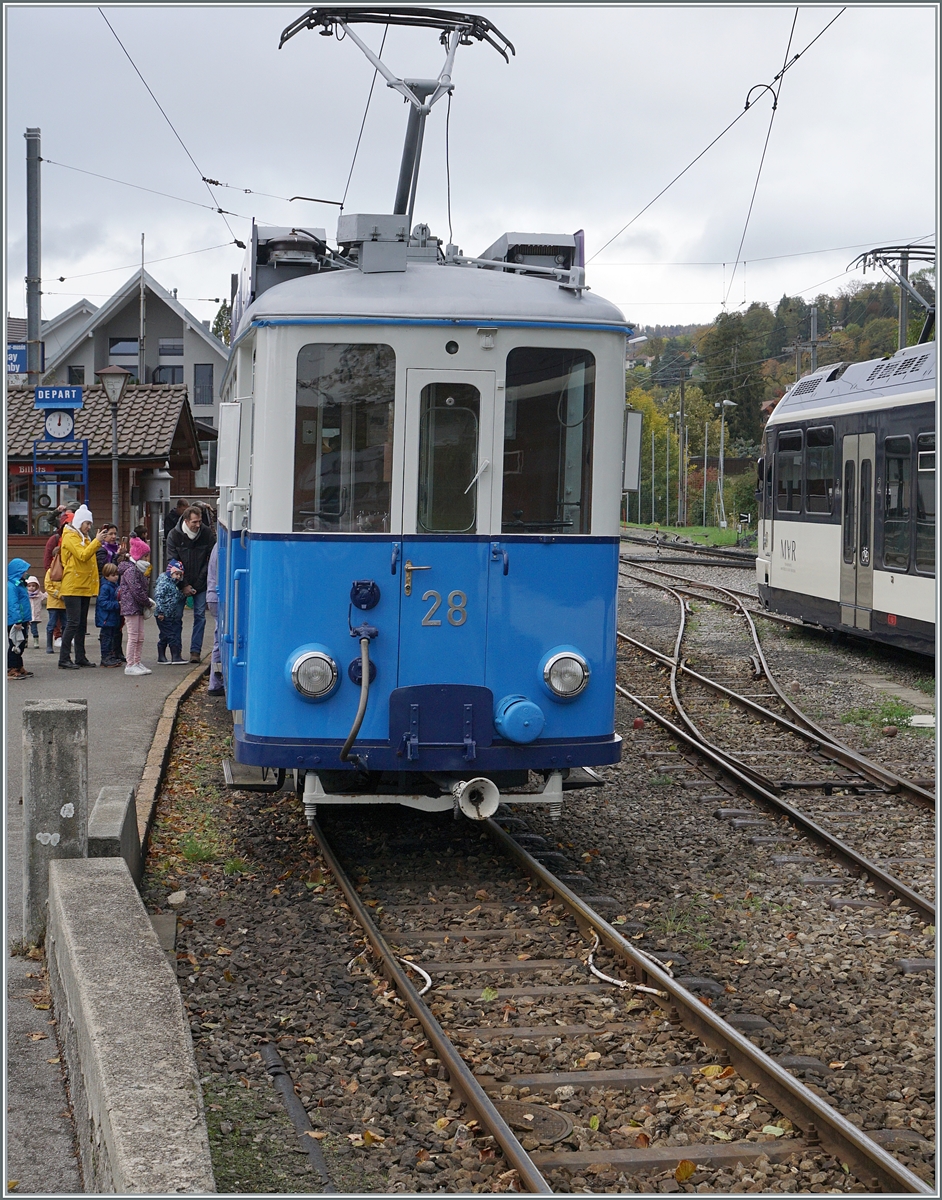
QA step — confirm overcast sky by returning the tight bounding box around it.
[5,3,937,332]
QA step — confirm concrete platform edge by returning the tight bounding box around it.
[47,857,216,1194]
[136,663,208,849]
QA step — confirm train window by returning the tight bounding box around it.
[502,347,595,533]
[775,430,802,513]
[417,383,481,532]
[916,432,935,574]
[842,460,855,563]
[293,343,395,533]
[805,426,834,513]
[882,435,912,570]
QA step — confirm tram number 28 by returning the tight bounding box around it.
[421,590,468,627]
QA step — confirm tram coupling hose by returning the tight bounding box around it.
[340,623,378,764]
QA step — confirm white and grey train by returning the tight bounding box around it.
[757,339,936,656]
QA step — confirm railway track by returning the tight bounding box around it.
[311,806,932,1193]
[616,568,935,926]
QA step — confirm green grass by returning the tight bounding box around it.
[912,676,935,697]
[222,857,249,876]
[180,833,219,863]
[841,697,916,729]
[622,521,741,547]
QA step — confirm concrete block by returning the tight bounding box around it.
[22,698,88,944]
[46,858,215,1194]
[88,787,143,885]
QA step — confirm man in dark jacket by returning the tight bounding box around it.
[165,505,216,662]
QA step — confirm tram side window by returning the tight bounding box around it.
[775,430,802,513]
[915,432,935,574]
[805,426,834,513]
[293,343,395,533]
[502,348,595,534]
[882,435,912,570]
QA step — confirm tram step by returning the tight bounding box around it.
[222,758,285,793]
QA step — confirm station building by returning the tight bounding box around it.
[6,383,210,576]
[6,269,228,570]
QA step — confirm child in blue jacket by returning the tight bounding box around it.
[154,559,187,664]
[95,563,123,666]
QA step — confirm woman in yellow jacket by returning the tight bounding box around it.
[58,504,105,670]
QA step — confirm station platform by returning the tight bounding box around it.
[5,608,212,1193]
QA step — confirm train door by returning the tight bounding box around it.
[397,369,496,686]
[840,432,875,629]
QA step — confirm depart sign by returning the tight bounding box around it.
[34,386,83,409]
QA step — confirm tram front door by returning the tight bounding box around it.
[840,432,875,630]
[397,369,497,689]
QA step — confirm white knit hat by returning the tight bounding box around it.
[70,504,94,530]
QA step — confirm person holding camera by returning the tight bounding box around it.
[57,505,106,670]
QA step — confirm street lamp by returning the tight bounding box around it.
[714,399,737,529]
[96,364,132,528]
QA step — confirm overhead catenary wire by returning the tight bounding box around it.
[42,242,233,283]
[722,8,799,308]
[42,158,253,221]
[588,7,847,267]
[341,23,389,209]
[97,7,245,248]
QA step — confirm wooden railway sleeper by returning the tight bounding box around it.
[487,819,933,1194]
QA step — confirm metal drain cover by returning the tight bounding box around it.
[493,1099,573,1143]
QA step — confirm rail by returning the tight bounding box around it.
[309,811,932,1193]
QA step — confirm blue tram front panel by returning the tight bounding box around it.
[231,533,620,772]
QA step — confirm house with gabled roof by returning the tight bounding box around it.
[40,268,229,432]
[39,298,99,364]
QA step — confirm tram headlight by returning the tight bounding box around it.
[542,650,590,698]
[291,651,339,699]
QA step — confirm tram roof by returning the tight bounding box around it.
[238,261,629,338]
[767,340,936,425]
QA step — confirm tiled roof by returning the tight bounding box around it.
[6,384,201,466]
[7,317,28,342]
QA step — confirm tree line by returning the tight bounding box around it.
[624,270,935,527]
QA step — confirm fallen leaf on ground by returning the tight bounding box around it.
[675,1160,696,1182]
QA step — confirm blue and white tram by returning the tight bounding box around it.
[756,340,936,656]
[215,219,630,819]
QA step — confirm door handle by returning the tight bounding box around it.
[404,561,431,597]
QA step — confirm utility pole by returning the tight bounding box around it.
[678,373,686,525]
[139,234,146,384]
[25,128,41,387]
[810,305,818,373]
[898,250,909,349]
[702,421,709,527]
[651,431,655,524]
[665,431,670,526]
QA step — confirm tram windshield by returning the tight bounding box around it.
[502,348,595,534]
[293,343,395,533]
